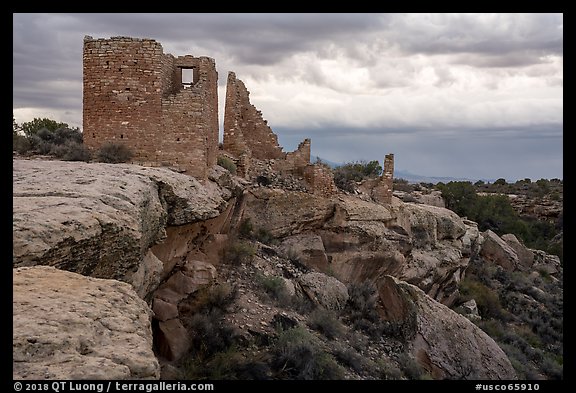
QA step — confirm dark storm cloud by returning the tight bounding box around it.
[388,13,563,68]
[13,13,386,111]
[49,13,386,65]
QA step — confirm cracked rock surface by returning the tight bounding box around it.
[12,159,227,298]
[13,266,160,380]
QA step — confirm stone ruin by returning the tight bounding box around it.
[83,36,218,179]
[82,36,394,201]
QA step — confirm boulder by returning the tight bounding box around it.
[378,276,516,380]
[155,319,190,362]
[298,272,349,310]
[153,260,216,305]
[13,266,160,380]
[246,188,480,307]
[502,234,534,268]
[13,159,227,298]
[279,233,329,271]
[455,299,481,322]
[461,220,482,257]
[399,203,467,247]
[399,247,466,306]
[479,230,519,271]
[393,190,446,208]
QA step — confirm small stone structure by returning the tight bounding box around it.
[303,164,338,197]
[373,153,395,204]
[359,153,395,204]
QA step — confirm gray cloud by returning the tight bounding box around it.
[388,14,563,63]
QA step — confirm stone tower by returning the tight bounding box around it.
[83,36,218,178]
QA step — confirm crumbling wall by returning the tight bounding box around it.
[304,164,338,197]
[285,139,311,173]
[223,72,284,160]
[372,154,395,204]
[83,36,218,179]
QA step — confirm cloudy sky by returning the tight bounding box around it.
[13,13,563,181]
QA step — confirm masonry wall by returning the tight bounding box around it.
[303,164,338,197]
[83,36,164,160]
[83,36,218,178]
[160,56,219,177]
[223,72,284,160]
[285,139,311,173]
[372,154,395,204]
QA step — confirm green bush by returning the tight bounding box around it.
[307,308,344,339]
[51,141,91,162]
[238,218,274,244]
[459,277,503,319]
[63,143,92,162]
[238,218,254,238]
[477,319,505,340]
[217,156,237,174]
[334,160,382,192]
[377,360,404,380]
[195,284,238,314]
[435,181,563,262]
[13,134,32,154]
[332,345,365,373]
[256,274,291,305]
[97,142,133,163]
[393,178,416,192]
[345,281,387,338]
[53,127,83,145]
[397,353,426,380]
[223,240,256,265]
[33,138,53,155]
[253,228,273,245]
[20,117,69,139]
[272,327,345,380]
[13,120,86,158]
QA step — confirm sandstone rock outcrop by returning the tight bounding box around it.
[393,189,445,207]
[153,260,217,361]
[377,275,516,380]
[244,189,479,306]
[502,233,535,268]
[479,230,520,271]
[479,230,561,276]
[13,159,229,298]
[13,266,160,380]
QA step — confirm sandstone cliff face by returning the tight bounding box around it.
[244,189,481,306]
[13,266,160,379]
[378,276,516,380]
[13,159,228,298]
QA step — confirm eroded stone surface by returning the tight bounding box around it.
[378,276,517,380]
[13,159,227,297]
[13,266,160,380]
